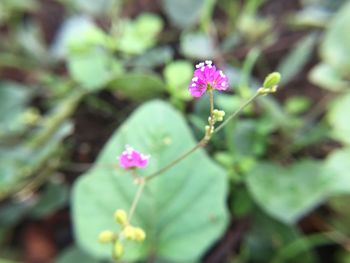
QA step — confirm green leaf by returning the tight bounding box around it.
[55,246,100,263]
[309,63,348,91]
[109,73,165,101]
[246,160,331,224]
[277,33,317,85]
[67,48,123,90]
[180,32,216,59]
[243,210,316,263]
[284,96,312,115]
[0,82,32,138]
[323,148,350,195]
[231,120,268,157]
[321,1,350,76]
[0,123,72,196]
[130,46,174,68]
[51,16,109,59]
[61,0,118,16]
[117,14,163,55]
[162,0,205,28]
[164,60,193,100]
[72,100,228,262]
[30,181,69,218]
[328,93,350,144]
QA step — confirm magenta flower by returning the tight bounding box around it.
[118,145,150,169]
[189,60,229,97]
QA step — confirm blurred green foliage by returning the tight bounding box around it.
[1,0,350,262]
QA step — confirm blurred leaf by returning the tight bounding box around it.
[73,101,228,262]
[61,0,119,16]
[67,48,123,90]
[289,7,331,28]
[51,16,108,59]
[321,1,350,76]
[328,93,350,144]
[246,160,330,224]
[0,91,83,199]
[0,0,38,23]
[109,73,165,101]
[284,96,312,115]
[0,122,72,197]
[0,82,32,138]
[162,0,204,28]
[55,246,99,263]
[117,14,163,55]
[309,63,349,91]
[243,210,316,263]
[180,32,216,59]
[231,188,254,217]
[130,46,174,68]
[30,181,69,218]
[277,33,317,85]
[16,20,48,64]
[237,15,273,42]
[231,120,268,157]
[323,148,350,194]
[164,60,193,101]
[215,94,242,114]
[0,199,35,226]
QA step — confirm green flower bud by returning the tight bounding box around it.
[133,227,146,242]
[113,241,124,259]
[213,109,225,122]
[262,72,281,91]
[98,230,115,243]
[114,209,128,226]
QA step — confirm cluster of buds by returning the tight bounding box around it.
[212,109,225,122]
[258,72,281,95]
[205,109,225,138]
[98,209,146,259]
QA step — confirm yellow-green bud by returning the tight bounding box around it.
[113,241,124,259]
[263,72,281,90]
[213,109,225,122]
[98,230,115,243]
[123,225,135,240]
[133,227,146,242]
[114,209,128,226]
[22,107,41,125]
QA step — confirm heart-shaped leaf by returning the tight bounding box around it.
[246,160,331,224]
[321,1,350,76]
[323,148,350,195]
[328,92,350,145]
[72,100,228,262]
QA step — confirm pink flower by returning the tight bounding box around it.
[189,60,229,97]
[118,145,150,169]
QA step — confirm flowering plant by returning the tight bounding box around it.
[92,61,281,260]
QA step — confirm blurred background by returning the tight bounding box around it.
[1,0,350,262]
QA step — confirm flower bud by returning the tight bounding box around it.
[113,241,124,259]
[213,109,225,122]
[114,209,128,226]
[123,225,135,240]
[263,72,281,90]
[98,230,115,243]
[133,227,146,242]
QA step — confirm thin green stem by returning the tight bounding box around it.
[214,92,260,133]
[145,92,261,182]
[209,89,214,118]
[128,180,145,222]
[145,139,207,182]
